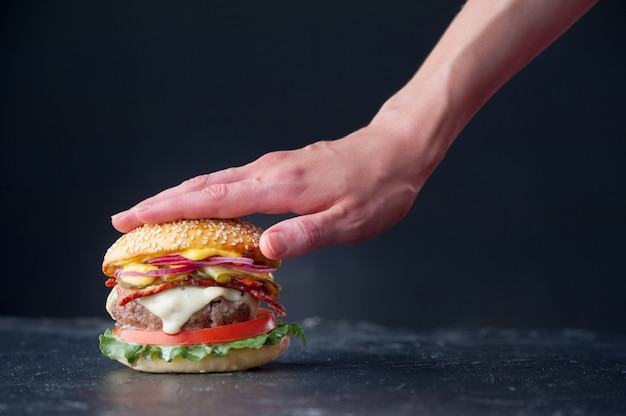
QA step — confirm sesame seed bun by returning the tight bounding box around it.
[115,336,291,374]
[102,218,280,276]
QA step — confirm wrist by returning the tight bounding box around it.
[366,71,461,189]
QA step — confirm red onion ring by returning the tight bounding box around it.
[115,255,277,278]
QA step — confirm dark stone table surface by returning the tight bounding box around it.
[1,317,625,416]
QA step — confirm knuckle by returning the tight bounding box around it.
[257,151,307,183]
[294,217,324,249]
[256,150,288,166]
[303,140,332,152]
[183,174,211,189]
[273,165,306,183]
[334,200,377,244]
[339,194,412,245]
[201,183,229,201]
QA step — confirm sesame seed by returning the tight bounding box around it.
[104,218,269,269]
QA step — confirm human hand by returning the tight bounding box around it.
[111,0,597,260]
[111,122,433,260]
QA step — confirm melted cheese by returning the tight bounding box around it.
[179,248,240,261]
[122,262,158,274]
[105,288,117,318]
[114,248,242,267]
[137,286,259,334]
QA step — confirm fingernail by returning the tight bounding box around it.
[266,232,288,258]
[111,209,132,220]
[131,202,154,213]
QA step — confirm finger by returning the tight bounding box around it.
[111,168,249,232]
[259,204,355,259]
[111,210,145,233]
[137,167,247,209]
[121,176,303,230]
[110,181,257,233]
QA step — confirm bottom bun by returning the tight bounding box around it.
[116,336,291,373]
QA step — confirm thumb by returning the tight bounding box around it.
[260,209,344,259]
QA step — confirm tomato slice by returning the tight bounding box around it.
[113,308,278,346]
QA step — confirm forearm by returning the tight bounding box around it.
[370,0,597,184]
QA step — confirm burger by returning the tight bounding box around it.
[98,218,304,373]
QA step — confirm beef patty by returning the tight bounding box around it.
[110,294,254,331]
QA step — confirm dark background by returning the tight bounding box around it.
[1,1,624,332]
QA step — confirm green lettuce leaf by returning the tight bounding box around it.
[99,323,305,364]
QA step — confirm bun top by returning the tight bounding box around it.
[102,218,280,276]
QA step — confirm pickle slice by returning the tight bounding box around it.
[117,275,156,288]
